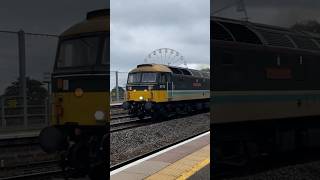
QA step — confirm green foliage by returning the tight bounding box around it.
[3,78,48,105]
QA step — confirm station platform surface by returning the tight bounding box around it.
[110,131,210,180]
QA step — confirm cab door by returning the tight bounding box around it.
[160,73,173,101]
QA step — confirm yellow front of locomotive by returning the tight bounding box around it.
[39,9,109,155]
[51,10,109,128]
[123,64,172,118]
[126,64,172,102]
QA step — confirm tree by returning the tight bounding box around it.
[3,78,48,105]
[291,20,320,34]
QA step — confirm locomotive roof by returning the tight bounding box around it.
[61,9,109,37]
[130,64,210,78]
[211,16,320,52]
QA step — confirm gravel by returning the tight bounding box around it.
[225,161,320,180]
[110,113,210,166]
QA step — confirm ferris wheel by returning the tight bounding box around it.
[144,48,187,67]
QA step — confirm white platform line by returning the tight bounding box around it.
[110,131,210,176]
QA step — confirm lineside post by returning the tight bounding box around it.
[116,71,119,102]
[18,30,27,128]
[1,97,5,128]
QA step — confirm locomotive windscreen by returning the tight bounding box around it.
[57,36,100,68]
[128,72,158,83]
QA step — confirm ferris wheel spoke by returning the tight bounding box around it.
[144,48,187,67]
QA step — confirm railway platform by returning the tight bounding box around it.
[110,131,210,180]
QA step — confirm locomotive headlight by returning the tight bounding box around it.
[75,88,84,97]
[94,111,105,121]
[139,96,144,100]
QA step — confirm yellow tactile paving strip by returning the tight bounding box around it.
[144,145,210,180]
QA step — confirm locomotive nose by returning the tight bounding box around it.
[39,126,66,153]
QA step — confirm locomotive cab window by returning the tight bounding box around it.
[57,36,100,68]
[128,73,141,83]
[141,72,157,82]
[128,72,158,83]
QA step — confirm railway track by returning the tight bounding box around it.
[110,110,209,133]
[110,118,151,133]
[0,136,61,179]
[110,103,130,121]
[0,136,38,148]
[0,160,62,180]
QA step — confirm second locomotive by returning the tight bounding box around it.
[122,63,210,119]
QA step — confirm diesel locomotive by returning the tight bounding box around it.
[39,9,109,178]
[212,16,320,165]
[123,63,210,119]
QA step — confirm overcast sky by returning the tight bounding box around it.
[110,0,210,88]
[0,0,106,94]
[211,0,320,27]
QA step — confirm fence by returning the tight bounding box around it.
[110,71,128,103]
[0,96,49,129]
[0,30,57,131]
